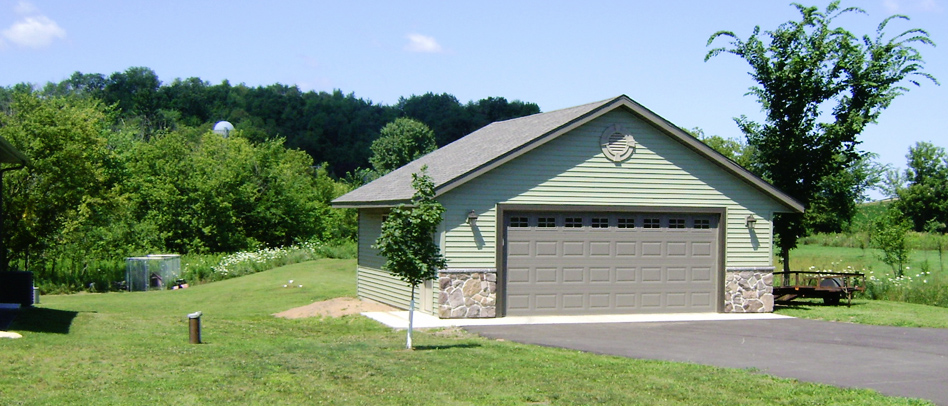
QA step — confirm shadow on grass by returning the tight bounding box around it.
[775,299,866,311]
[8,306,79,334]
[413,343,482,351]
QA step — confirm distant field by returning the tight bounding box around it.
[786,244,948,277]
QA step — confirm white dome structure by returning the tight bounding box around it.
[213,121,235,137]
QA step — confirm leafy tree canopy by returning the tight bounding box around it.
[13,70,541,179]
[370,117,437,175]
[706,1,937,269]
[891,141,948,232]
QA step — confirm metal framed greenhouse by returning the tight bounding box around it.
[125,254,182,291]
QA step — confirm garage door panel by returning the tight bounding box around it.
[535,241,558,256]
[535,295,557,310]
[508,267,530,283]
[691,292,712,307]
[507,295,529,311]
[667,267,687,282]
[590,267,611,283]
[506,212,719,315]
[563,294,584,309]
[641,242,663,256]
[642,267,662,282]
[535,268,557,283]
[563,268,585,283]
[667,242,687,256]
[666,293,687,307]
[692,242,712,256]
[563,242,584,256]
[692,267,712,282]
[616,267,637,282]
[508,241,530,256]
[641,293,662,308]
[590,294,610,308]
[590,242,611,256]
[616,242,637,256]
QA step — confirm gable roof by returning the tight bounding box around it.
[333,95,803,213]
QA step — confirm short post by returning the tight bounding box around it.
[187,311,202,344]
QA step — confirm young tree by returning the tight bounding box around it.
[374,166,446,349]
[873,205,912,277]
[369,118,437,175]
[706,1,937,271]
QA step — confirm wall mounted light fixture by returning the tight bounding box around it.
[466,210,478,227]
[745,215,757,228]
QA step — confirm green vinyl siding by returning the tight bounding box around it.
[357,209,438,313]
[356,267,414,310]
[437,109,785,269]
[357,209,386,270]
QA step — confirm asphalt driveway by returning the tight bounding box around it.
[464,318,948,405]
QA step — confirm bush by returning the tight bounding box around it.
[24,257,126,294]
[181,240,356,284]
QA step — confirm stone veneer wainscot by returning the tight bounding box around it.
[438,269,497,318]
[724,267,774,312]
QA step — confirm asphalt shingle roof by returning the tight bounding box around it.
[333,97,615,206]
[333,95,803,213]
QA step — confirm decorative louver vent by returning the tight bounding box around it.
[599,124,635,162]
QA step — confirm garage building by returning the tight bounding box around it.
[333,95,802,318]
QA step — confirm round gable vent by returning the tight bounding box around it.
[600,124,635,162]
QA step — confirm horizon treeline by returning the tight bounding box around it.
[1,66,541,177]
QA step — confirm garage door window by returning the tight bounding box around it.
[510,216,529,227]
[617,217,635,228]
[565,217,583,228]
[591,217,609,228]
[669,218,686,229]
[694,218,710,229]
[537,217,556,227]
[643,218,660,228]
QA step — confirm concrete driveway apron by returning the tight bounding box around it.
[464,318,948,405]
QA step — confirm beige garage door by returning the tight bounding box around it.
[504,212,720,316]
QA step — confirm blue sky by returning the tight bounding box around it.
[1,0,944,197]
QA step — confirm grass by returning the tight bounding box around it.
[1,259,933,405]
[784,245,948,275]
[776,299,948,328]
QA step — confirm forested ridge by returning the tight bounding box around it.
[0,67,539,291]
[2,66,540,176]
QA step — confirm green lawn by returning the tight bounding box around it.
[1,259,934,405]
[776,299,948,328]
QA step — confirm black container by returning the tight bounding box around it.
[0,271,34,306]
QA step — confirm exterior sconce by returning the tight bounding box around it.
[745,215,757,228]
[466,210,479,227]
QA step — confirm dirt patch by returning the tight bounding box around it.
[273,297,397,319]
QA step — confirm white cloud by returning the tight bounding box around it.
[884,0,903,13]
[2,2,66,49]
[405,33,443,53]
[883,0,943,13]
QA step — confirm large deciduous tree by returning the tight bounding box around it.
[705,1,937,270]
[891,142,948,232]
[374,167,446,349]
[0,93,116,269]
[369,117,437,175]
